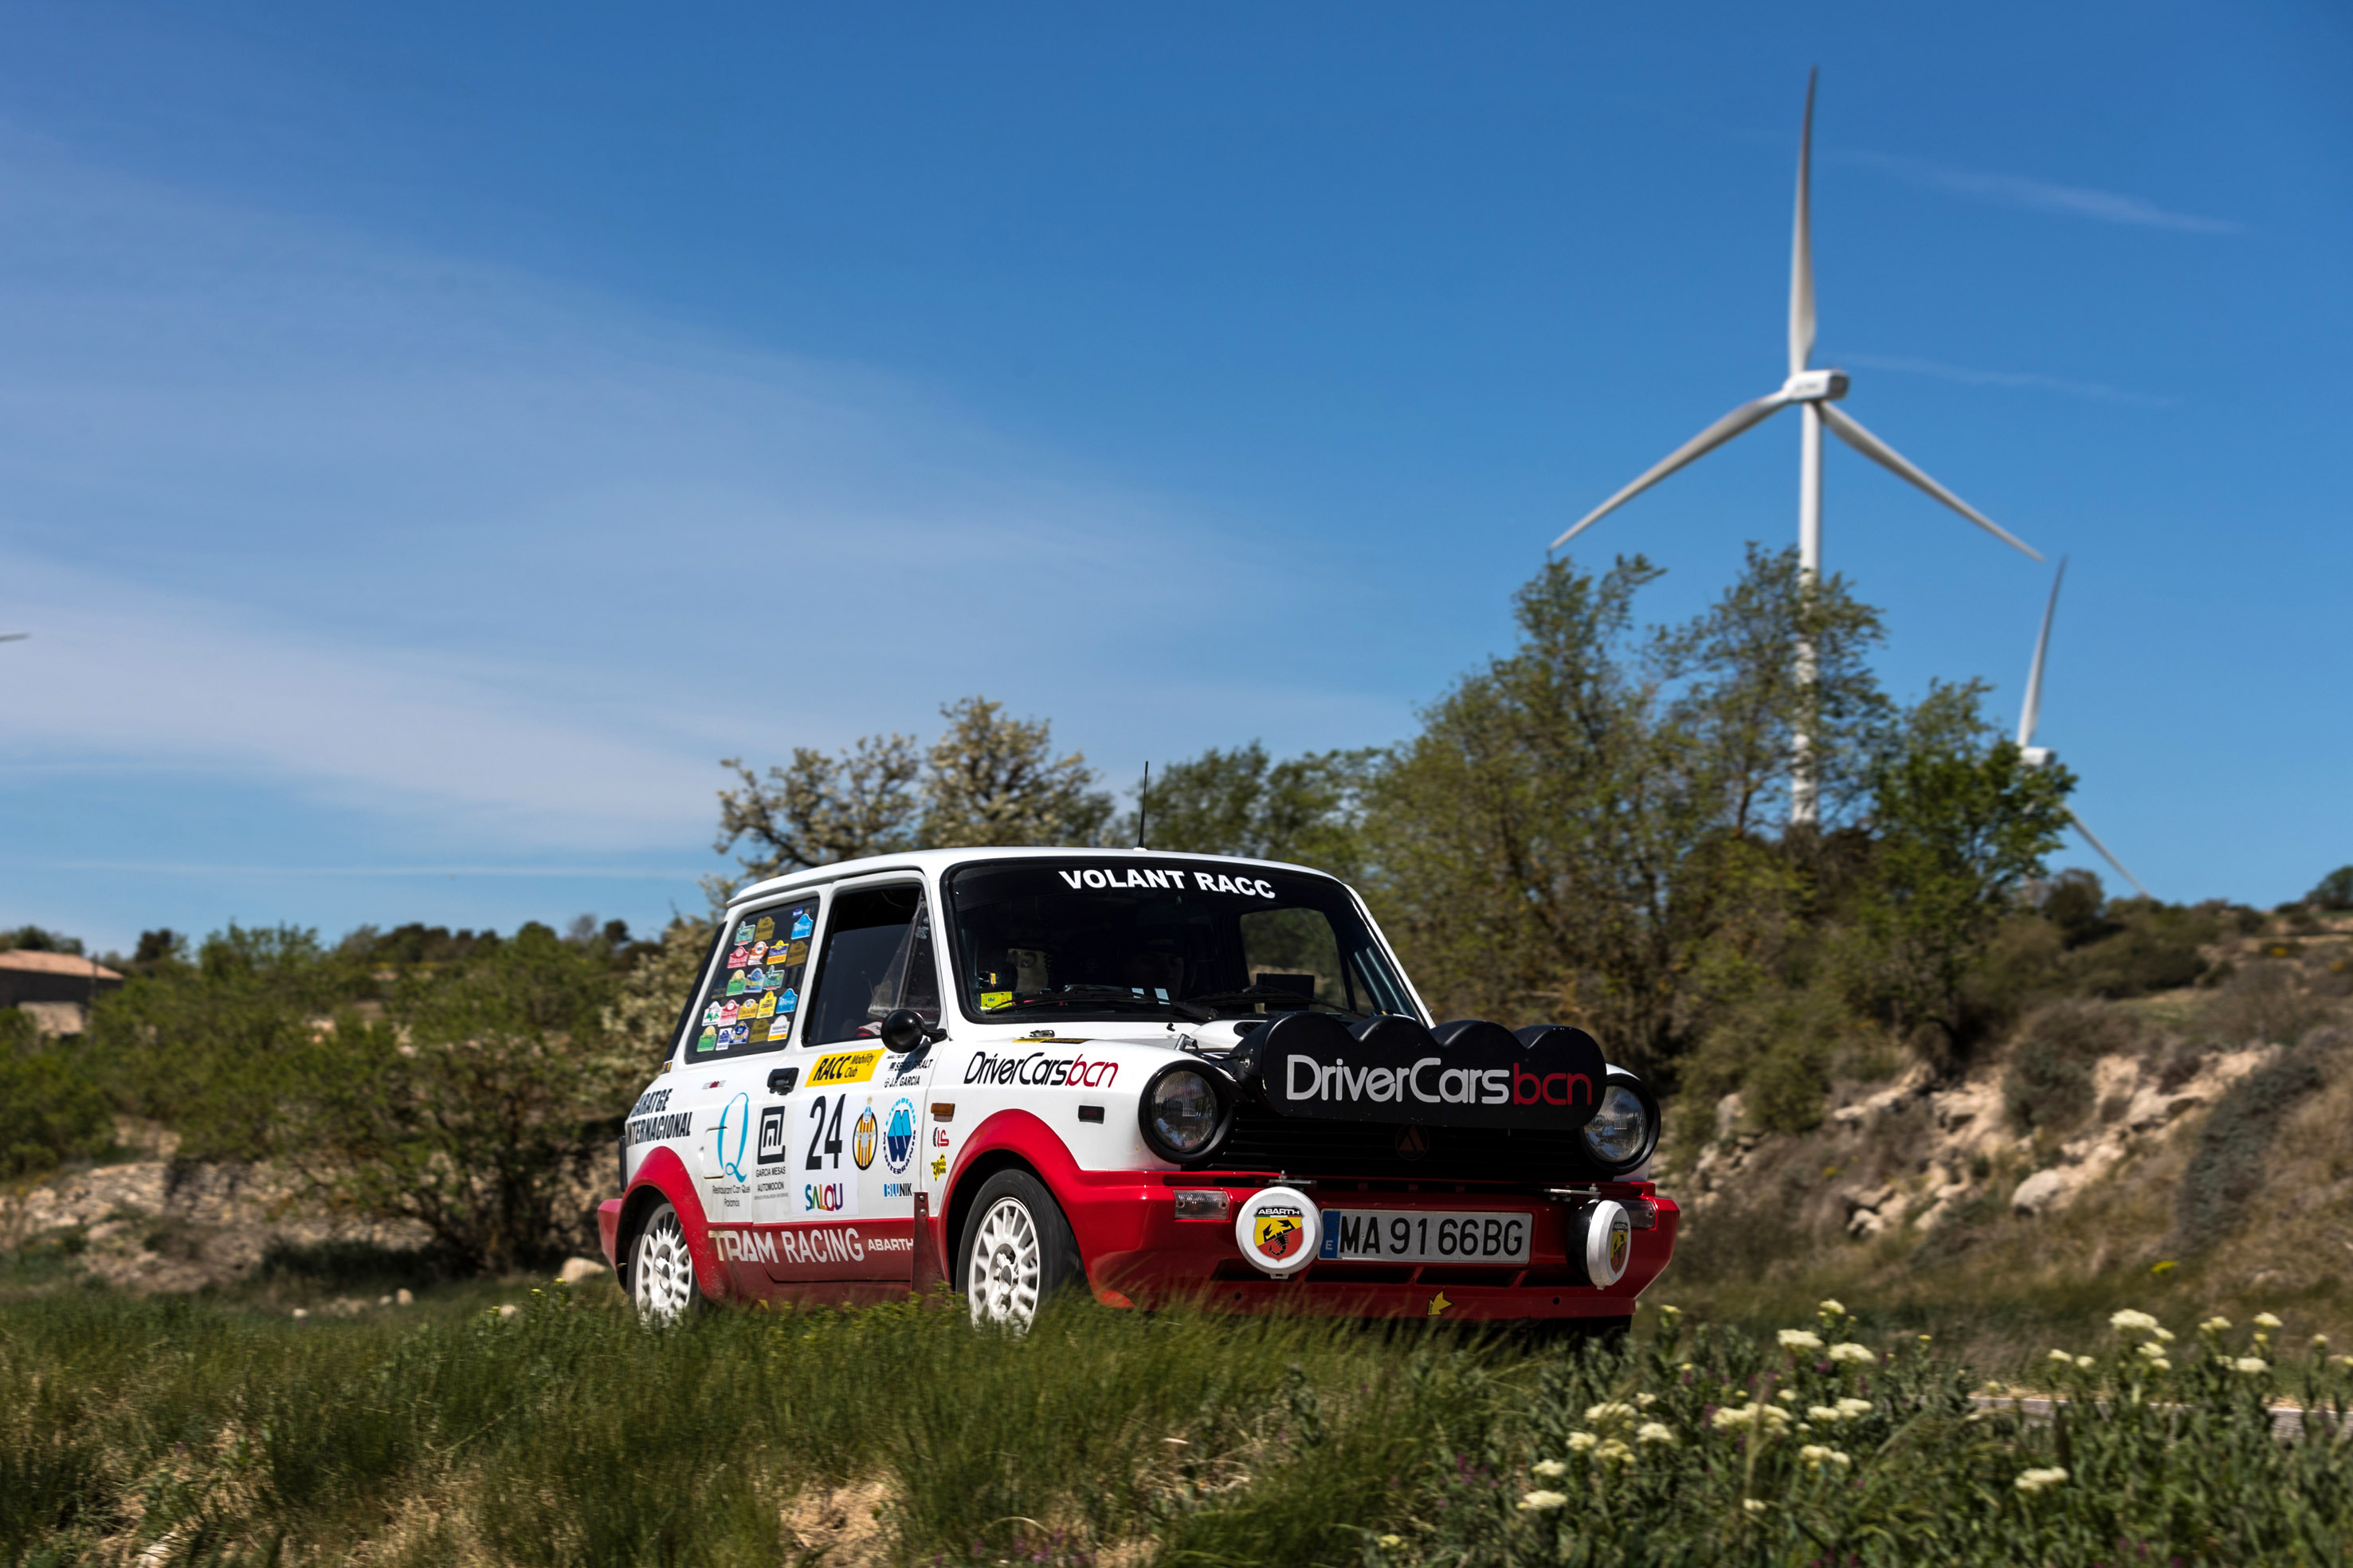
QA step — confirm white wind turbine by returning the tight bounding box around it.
[2016,559,2151,898]
[1552,69,2044,824]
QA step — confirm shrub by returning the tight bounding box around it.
[2058,901,2220,998]
[2175,1042,2333,1245]
[2003,1001,2142,1132]
[2308,864,2353,910]
[2197,963,2333,1047]
[0,1016,112,1178]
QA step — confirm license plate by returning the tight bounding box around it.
[1317,1209,1531,1264]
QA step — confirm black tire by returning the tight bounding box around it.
[629,1199,704,1323]
[955,1169,1082,1330]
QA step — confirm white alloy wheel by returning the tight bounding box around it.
[966,1194,1044,1329]
[631,1201,699,1323]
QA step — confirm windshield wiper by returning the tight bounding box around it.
[998,986,1213,1023]
[1185,986,1363,1018]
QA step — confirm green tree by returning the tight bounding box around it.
[2307,865,2353,911]
[292,923,634,1272]
[716,731,924,880]
[0,1009,112,1177]
[1131,742,1378,879]
[1847,680,2075,1058]
[87,924,359,1162]
[920,695,1112,848]
[602,913,717,1065]
[1363,547,1888,1076]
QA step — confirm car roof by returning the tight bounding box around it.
[727,845,1345,910]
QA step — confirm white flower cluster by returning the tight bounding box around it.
[2199,1315,2233,1335]
[1804,1397,1873,1425]
[1778,1328,1824,1352]
[2253,1312,2283,1330]
[1584,1401,1637,1425]
[1531,1459,1567,1479]
[1826,1342,1875,1366]
[2233,1357,2270,1375]
[1712,1403,1793,1436]
[2135,1341,2173,1371]
[1818,1298,1845,1317]
[1798,1444,1851,1472]
[1518,1489,1568,1512]
[1635,1421,1676,1445]
[2109,1309,2160,1335]
[2014,1467,2069,1494]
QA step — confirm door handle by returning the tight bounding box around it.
[767,1067,798,1096]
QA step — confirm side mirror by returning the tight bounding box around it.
[880,1007,943,1058]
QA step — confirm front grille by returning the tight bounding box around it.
[1184,1105,1606,1185]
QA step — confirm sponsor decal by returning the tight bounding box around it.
[778,988,799,1013]
[882,1180,916,1198]
[1427,1291,1452,1318]
[735,920,755,944]
[1610,1217,1629,1273]
[703,1001,723,1027]
[727,944,751,968]
[980,990,1012,1011]
[626,1086,692,1146]
[1053,866,1278,899]
[1394,1125,1429,1160]
[710,1224,887,1266]
[800,1178,856,1217]
[749,940,768,963]
[718,1000,739,1025]
[931,1154,947,1179]
[1253,1209,1305,1261]
[1249,1014,1605,1130]
[962,1049,1119,1089]
[852,1105,878,1170]
[744,965,767,989]
[710,1092,751,1181]
[883,1099,917,1173]
[810,1049,883,1087]
[931,1126,951,1147]
[696,1028,716,1053]
[726,972,746,997]
[790,910,814,940]
[781,939,808,966]
[758,1104,787,1163]
[755,915,775,941]
[720,1024,749,1047]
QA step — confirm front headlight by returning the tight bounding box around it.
[1580,1080,1655,1170]
[1139,1063,1234,1162]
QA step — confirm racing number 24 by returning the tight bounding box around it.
[805,1093,845,1171]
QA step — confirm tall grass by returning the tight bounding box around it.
[3,1290,2350,1566]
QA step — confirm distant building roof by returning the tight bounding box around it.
[0,951,123,981]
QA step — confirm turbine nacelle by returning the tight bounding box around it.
[1781,368,1849,403]
[2020,745,2055,769]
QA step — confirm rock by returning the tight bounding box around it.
[2011,1168,2073,1217]
[395,1288,414,1306]
[557,1256,608,1286]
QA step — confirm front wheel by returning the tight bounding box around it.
[630,1200,702,1323]
[956,1170,1081,1331]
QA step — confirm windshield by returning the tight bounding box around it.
[945,859,1419,1025]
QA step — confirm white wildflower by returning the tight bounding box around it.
[1378,1535,1403,1550]
[1567,1431,1598,1453]
[2135,1341,2171,1362]
[1635,1393,1658,1408]
[1531,1459,1567,1479]
[2076,1355,2095,1370]
[1778,1328,1824,1352]
[1798,1444,1852,1471]
[1774,1388,1797,1403]
[1594,1438,1634,1466]
[1635,1421,1675,1445]
[1518,1489,1568,1512]
[1807,1405,1841,1424]
[1743,1499,1769,1515]
[2200,1316,2233,1334]
[2253,1312,2282,1330]
[2331,1355,2353,1370]
[1712,1404,1791,1436]
[1584,1401,1637,1425]
[2047,1348,2076,1365]
[2015,1467,2069,1494]
[2154,1327,2176,1343]
[2108,1309,2159,1335]
[2311,1334,2328,1350]
[1828,1342,1874,1365]
[1834,1397,1871,1420]
[1818,1298,1845,1317]
[2234,1357,2269,1375]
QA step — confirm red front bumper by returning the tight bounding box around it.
[1063,1171,1677,1322]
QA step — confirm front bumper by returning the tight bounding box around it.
[1066,1172,1677,1322]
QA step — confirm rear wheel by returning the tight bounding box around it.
[957,1170,1081,1331]
[630,1201,701,1323]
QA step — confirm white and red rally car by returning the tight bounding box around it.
[598,848,1677,1329]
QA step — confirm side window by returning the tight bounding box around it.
[684,896,818,1060]
[805,884,939,1046]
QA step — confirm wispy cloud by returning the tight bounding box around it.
[1835,150,2242,235]
[1839,352,2177,409]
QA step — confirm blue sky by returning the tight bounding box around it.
[1,2,2346,954]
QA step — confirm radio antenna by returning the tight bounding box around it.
[1137,762,1150,849]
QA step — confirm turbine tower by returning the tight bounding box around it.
[2016,559,2150,898]
[1552,70,2043,825]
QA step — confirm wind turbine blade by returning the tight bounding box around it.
[1818,402,2043,561]
[2069,807,2151,900]
[0,632,26,643]
[1790,67,1818,376]
[2018,556,2068,747]
[1551,393,1792,551]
